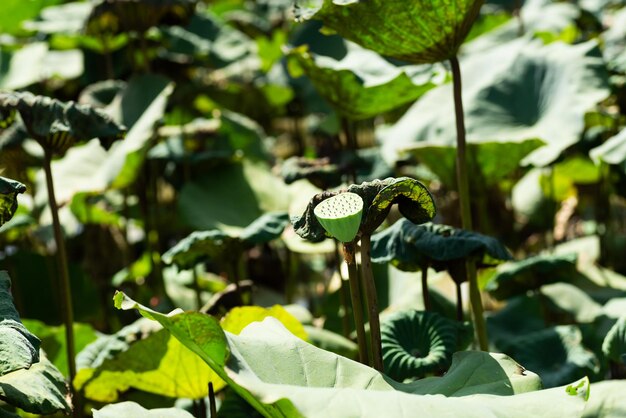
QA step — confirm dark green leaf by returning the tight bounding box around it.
[0,92,126,155]
[0,177,26,227]
[162,230,241,270]
[380,310,472,381]
[485,254,579,300]
[294,0,484,64]
[371,219,512,272]
[240,212,289,245]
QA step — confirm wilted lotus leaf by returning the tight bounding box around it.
[79,80,127,108]
[380,310,472,381]
[371,219,511,272]
[162,230,241,270]
[86,0,197,36]
[292,177,435,243]
[163,212,289,269]
[603,316,626,365]
[294,0,484,64]
[0,176,26,227]
[287,42,445,120]
[0,91,126,155]
[500,325,600,388]
[280,156,342,189]
[485,253,579,300]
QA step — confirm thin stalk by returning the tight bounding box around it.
[43,150,78,416]
[192,266,203,310]
[450,56,488,351]
[335,241,352,339]
[455,282,464,322]
[208,382,217,417]
[340,118,358,184]
[343,241,369,366]
[360,234,383,372]
[101,35,114,79]
[192,398,206,418]
[421,263,431,311]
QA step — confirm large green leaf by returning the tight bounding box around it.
[294,0,484,64]
[380,38,609,168]
[93,401,194,418]
[287,42,446,120]
[582,381,626,417]
[0,177,26,227]
[115,292,590,418]
[380,310,472,381]
[485,253,579,300]
[603,316,626,365]
[371,219,512,272]
[293,177,435,243]
[178,160,290,232]
[0,0,62,35]
[497,325,600,388]
[0,91,126,155]
[0,272,69,414]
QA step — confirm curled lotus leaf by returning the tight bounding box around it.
[162,230,241,270]
[380,310,473,381]
[0,176,26,227]
[292,177,435,243]
[86,0,198,35]
[371,219,511,272]
[294,0,484,64]
[485,253,580,300]
[603,316,626,365]
[163,212,289,270]
[0,91,126,155]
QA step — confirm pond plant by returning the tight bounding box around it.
[2,0,626,417]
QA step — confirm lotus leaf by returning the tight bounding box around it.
[498,325,600,388]
[0,272,69,414]
[287,42,446,120]
[371,219,512,272]
[115,293,590,417]
[603,316,626,365]
[380,38,609,168]
[293,177,435,243]
[93,401,194,418]
[0,91,126,155]
[294,0,484,64]
[590,128,626,173]
[582,380,626,418]
[380,310,472,381]
[485,253,579,300]
[0,177,26,227]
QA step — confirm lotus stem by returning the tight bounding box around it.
[208,382,217,417]
[192,266,202,310]
[421,263,431,311]
[450,56,489,351]
[343,241,369,366]
[340,118,358,184]
[360,234,384,372]
[43,150,79,416]
[455,281,464,322]
[335,241,352,339]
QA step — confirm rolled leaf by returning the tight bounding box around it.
[380,310,472,381]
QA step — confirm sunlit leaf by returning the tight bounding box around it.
[294,0,484,64]
[603,316,626,365]
[93,401,194,418]
[0,177,26,227]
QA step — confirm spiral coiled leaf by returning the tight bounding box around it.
[380,310,472,381]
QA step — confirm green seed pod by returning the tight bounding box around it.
[313,192,363,243]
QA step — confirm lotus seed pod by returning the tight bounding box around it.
[313,192,363,243]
